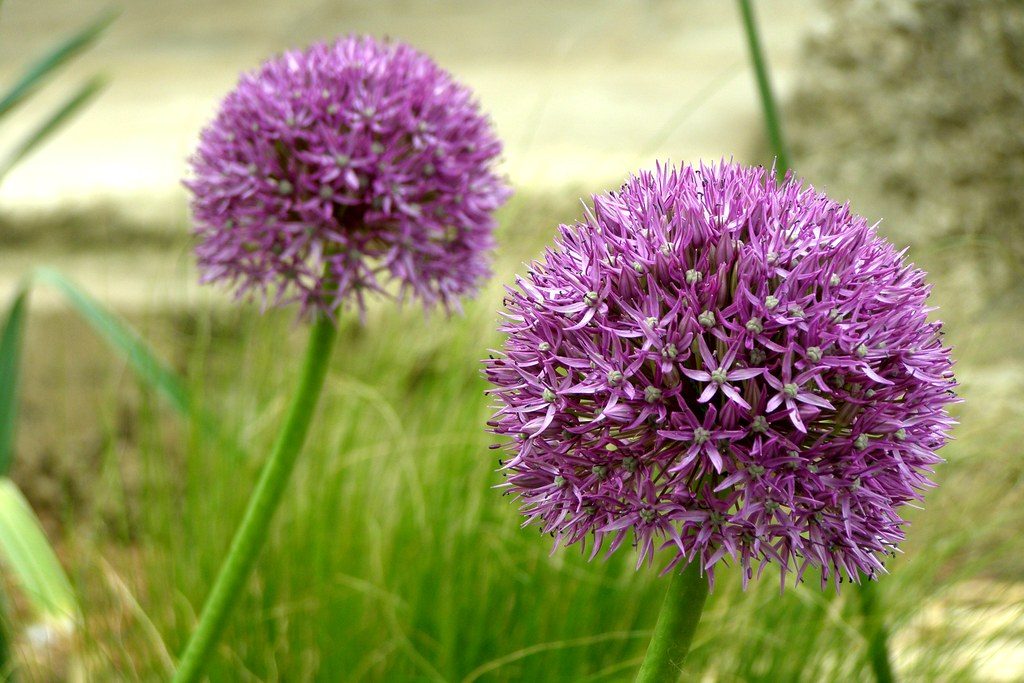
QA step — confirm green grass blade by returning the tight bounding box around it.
[0,287,28,477]
[31,268,243,459]
[0,76,107,181]
[0,478,78,626]
[0,583,11,681]
[0,8,117,120]
[32,267,191,415]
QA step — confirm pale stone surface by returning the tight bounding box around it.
[786,0,1024,283]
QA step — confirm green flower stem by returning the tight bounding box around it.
[736,0,792,173]
[635,562,709,683]
[173,313,338,683]
[858,580,895,683]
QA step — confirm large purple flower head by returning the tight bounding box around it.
[187,35,510,317]
[485,162,957,589]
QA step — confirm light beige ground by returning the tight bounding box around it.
[0,0,814,213]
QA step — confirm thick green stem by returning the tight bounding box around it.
[173,314,338,683]
[635,562,709,683]
[736,0,792,173]
[858,580,895,683]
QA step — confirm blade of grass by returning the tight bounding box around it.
[0,287,28,477]
[462,630,650,683]
[0,8,117,120]
[0,75,108,181]
[0,478,78,627]
[33,267,189,414]
[98,555,176,677]
[0,583,11,681]
[30,267,242,459]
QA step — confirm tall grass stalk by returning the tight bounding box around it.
[0,584,10,681]
[735,0,791,174]
[734,2,896,680]
[173,314,338,683]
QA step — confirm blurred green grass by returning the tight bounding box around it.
[5,192,1024,681]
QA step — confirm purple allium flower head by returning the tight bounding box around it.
[187,35,510,317]
[485,161,957,590]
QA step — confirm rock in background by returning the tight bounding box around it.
[786,0,1024,285]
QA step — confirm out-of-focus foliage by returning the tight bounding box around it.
[0,8,116,182]
[0,267,201,677]
[0,11,118,671]
[0,480,77,632]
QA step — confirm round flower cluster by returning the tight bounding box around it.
[187,35,510,317]
[485,162,957,589]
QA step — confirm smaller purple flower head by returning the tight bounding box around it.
[187,35,510,318]
[485,161,957,590]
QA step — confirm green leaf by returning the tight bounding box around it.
[0,75,108,181]
[0,8,117,120]
[0,478,78,626]
[30,268,242,458]
[1,267,240,481]
[0,287,28,477]
[32,268,191,415]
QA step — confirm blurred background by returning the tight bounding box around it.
[1,1,1022,681]
[0,0,812,306]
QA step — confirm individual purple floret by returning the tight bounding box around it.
[187,35,510,317]
[485,161,957,590]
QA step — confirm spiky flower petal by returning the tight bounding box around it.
[485,162,957,589]
[188,35,510,317]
